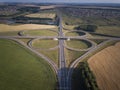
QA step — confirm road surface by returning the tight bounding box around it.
[57,10,69,90]
[0,9,120,90]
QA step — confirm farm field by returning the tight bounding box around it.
[95,26,120,37]
[23,29,58,36]
[25,12,56,19]
[0,31,19,36]
[88,42,120,90]
[0,39,56,90]
[0,24,57,32]
[40,5,56,10]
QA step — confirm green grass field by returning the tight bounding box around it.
[65,48,86,66]
[0,39,56,90]
[38,49,59,66]
[23,30,58,36]
[32,39,58,49]
[25,12,56,19]
[95,26,120,37]
[66,40,91,49]
[90,39,107,44]
[0,24,57,32]
[65,31,85,36]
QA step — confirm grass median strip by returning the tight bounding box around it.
[38,49,59,67]
[65,48,86,67]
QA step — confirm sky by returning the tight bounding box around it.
[0,0,120,3]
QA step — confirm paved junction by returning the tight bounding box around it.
[0,10,120,90]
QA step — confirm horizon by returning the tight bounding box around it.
[0,0,120,4]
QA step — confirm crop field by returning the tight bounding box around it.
[0,31,19,36]
[65,32,79,36]
[32,39,58,49]
[65,48,86,66]
[40,5,56,10]
[65,40,91,49]
[25,13,56,19]
[0,24,57,32]
[88,42,120,90]
[0,39,56,90]
[23,29,58,36]
[95,26,120,37]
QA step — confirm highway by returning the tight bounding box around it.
[0,30,120,90]
[67,39,116,89]
[0,35,120,40]
[56,10,120,90]
[57,10,69,90]
[0,9,120,90]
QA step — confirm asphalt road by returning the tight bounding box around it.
[0,9,120,90]
[57,10,69,90]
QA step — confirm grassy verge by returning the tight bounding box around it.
[65,32,79,36]
[0,39,57,90]
[25,12,56,19]
[32,39,58,49]
[89,39,107,44]
[23,30,58,36]
[65,48,86,67]
[72,62,99,90]
[38,49,59,66]
[18,38,31,45]
[65,40,91,49]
